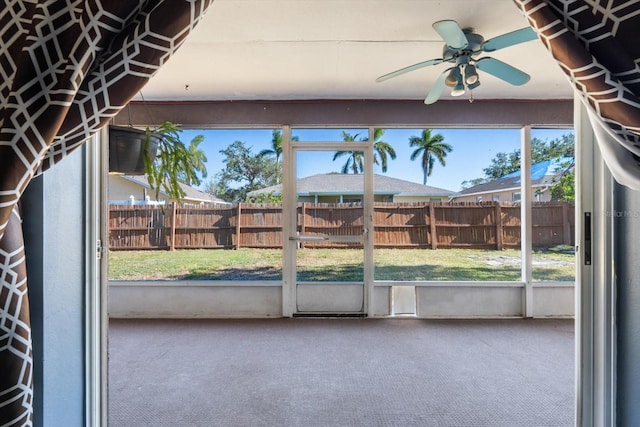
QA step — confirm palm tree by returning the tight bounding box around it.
[363,128,396,173]
[408,129,452,185]
[258,130,284,166]
[258,129,298,183]
[182,134,208,186]
[147,122,209,200]
[334,129,396,174]
[333,131,365,173]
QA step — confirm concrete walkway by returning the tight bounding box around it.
[109,318,574,427]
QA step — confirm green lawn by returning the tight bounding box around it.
[108,248,575,282]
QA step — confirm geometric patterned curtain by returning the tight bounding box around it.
[513,0,640,189]
[0,1,212,425]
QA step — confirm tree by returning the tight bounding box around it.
[364,128,397,173]
[483,134,575,179]
[246,191,283,203]
[479,133,575,201]
[461,177,489,189]
[333,129,397,174]
[482,151,521,180]
[145,121,208,201]
[550,170,575,201]
[408,129,452,185]
[178,135,207,186]
[206,140,278,202]
[333,131,365,173]
[538,134,575,201]
[258,129,298,183]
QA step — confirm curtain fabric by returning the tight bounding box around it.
[0,1,212,425]
[512,0,640,189]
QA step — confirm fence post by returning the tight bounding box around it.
[495,203,503,250]
[236,203,242,249]
[429,203,438,250]
[300,203,306,249]
[562,202,571,245]
[169,202,177,251]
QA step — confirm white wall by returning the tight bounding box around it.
[109,281,282,318]
[416,284,524,317]
[108,175,149,201]
[108,281,574,319]
[22,148,86,427]
[613,182,640,425]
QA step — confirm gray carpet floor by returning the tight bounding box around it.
[108,318,574,427]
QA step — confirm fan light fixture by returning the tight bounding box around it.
[451,80,466,97]
[447,64,479,96]
[467,80,481,90]
[445,67,461,87]
[464,64,479,85]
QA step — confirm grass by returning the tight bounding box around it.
[108,248,575,282]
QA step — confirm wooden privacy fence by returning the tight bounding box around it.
[109,201,575,251]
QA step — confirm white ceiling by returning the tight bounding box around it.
[139,0,573,102]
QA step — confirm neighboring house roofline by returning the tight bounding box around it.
[299,191,388,196]
[399,191,454,197]
[247,173,455,198]
[452,160,564,199]
[113,174,227,204]
[453,182,552,198]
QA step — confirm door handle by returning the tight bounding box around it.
[290,234,363,243]
[584,212,591,266]
[289,235,327,242]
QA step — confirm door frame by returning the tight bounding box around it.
[281,126,375,317]
[574,97,616,426]
[87,129,108,426]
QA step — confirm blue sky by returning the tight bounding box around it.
[179,127,573,192]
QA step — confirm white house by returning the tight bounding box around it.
[108,174,227,205]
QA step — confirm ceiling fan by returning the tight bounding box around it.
[375,20,538,104]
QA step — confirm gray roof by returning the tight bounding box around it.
[248,173,455,197]
[454,160,563,197]
[120,175,227,204]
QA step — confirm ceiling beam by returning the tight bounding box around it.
[114,99,573,129]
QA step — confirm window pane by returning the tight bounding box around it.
[372,128,522,282]
[108,128,284,282]
[294,149,365,283]
[529,128,576,283]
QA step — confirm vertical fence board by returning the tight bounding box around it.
[501,204,521,248]
[495,203,503,250]
[300,203,306,249]
[429,204,437,249]
[238,203,283,248]
[236,203,242,249]
[372,202,429,248]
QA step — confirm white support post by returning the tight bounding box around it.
[521,126,533,317]
[364,127,375,316]
[281,125,296,317]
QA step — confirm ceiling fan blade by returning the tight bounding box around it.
[482,27,537,52]
[375,58,444,82]
[432,20,468,49]
[424,67,454,105]
[476,57,530,86]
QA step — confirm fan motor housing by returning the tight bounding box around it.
[442,32,484,60]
